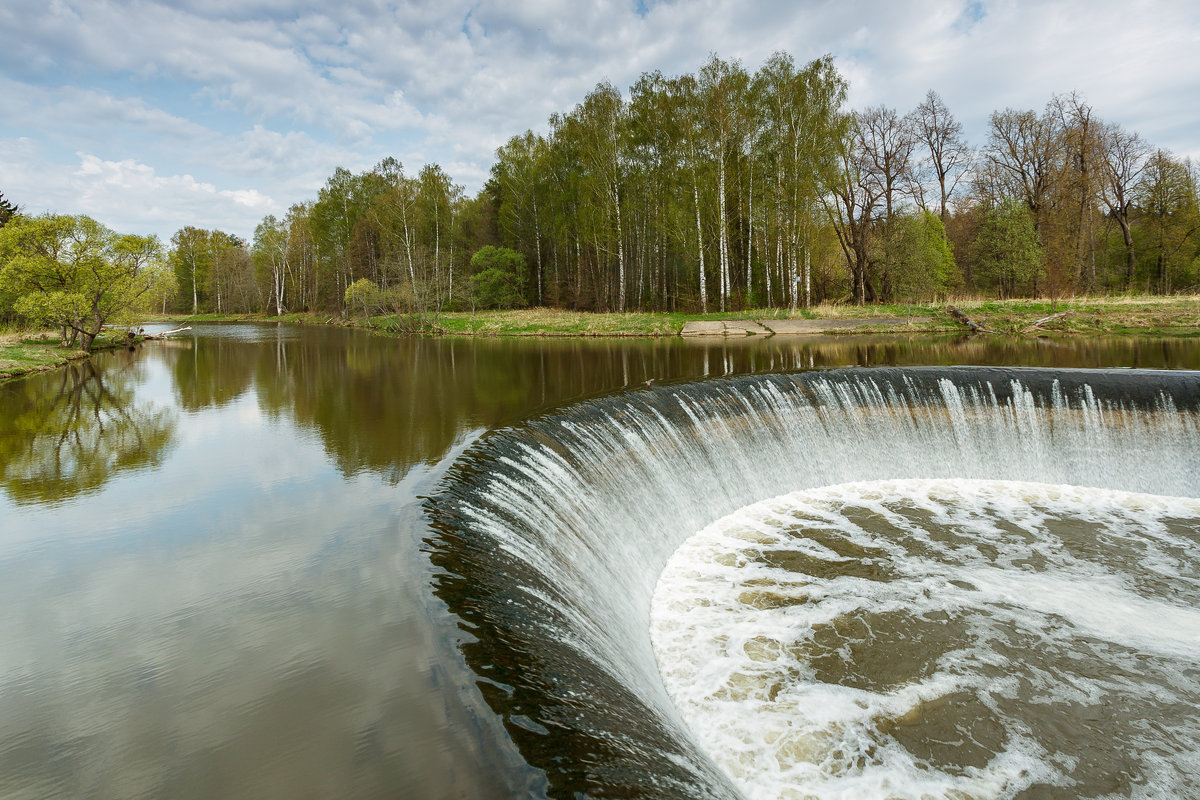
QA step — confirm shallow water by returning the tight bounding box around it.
[2,325,1199,799]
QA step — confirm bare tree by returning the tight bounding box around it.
[825,114,885,304]
[1097,121,1150,289]
[906,90,972,224]
[856,105,916,222]
[1048,92,1102,289]
[982,108,1063,223]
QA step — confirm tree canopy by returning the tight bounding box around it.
[0,214,161,350]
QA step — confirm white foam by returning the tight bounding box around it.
[651,479,1200,800]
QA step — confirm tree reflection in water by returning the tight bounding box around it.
[0,354,176,505]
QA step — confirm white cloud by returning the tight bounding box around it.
[0,141,280,239]
[220,188,274,209]
[71,154,280,232]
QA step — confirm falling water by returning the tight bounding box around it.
[426,367,1200,799]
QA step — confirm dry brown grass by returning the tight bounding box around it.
[0,329,55,346]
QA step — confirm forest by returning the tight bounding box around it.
[2,50,1198,333]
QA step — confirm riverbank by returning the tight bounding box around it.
[4,296,1195,382]
[436,297,1200,337]
[0,330,139,383]
[346,296,1200,338]
[141,295,1200,338]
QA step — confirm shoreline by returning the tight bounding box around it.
[0,330,146,384]
[3,297,1197,382]
[155,297,1200,339]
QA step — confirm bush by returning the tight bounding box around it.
[344,278,385,321]
[469,246,527,309]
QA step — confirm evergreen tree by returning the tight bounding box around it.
[0,191,19,228]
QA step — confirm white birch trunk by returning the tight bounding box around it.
[804,241,811,309]
[403,215,416,290]
[693,180,706,313]
[718,155,728,311]
[789,235,798,312]
[746,157,753,302]
[615,185,625,313]
[533,197,543,304]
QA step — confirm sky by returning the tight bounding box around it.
[1,0,1198,244]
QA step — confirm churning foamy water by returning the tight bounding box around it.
[428,368,1200,798]
[652,479,1200,799]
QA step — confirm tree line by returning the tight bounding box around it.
[488,53,1200,310]
[2,50,1198,346]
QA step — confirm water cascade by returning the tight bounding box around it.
[426,367,1200,799]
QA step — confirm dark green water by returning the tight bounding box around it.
[0,324,1198,799]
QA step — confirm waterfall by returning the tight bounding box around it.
[426,367,1200,799]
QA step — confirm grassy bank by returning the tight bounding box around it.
[911,296,1200,336]
[384,296,1200,337]
[0,330,139,383]
[143,295,1200,337]
[4,296,1195,382]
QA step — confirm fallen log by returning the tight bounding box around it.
[145,326,192,339]
[1023,310,1073,332]
[946,306,993,334]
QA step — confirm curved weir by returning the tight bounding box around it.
[425,367,1200,799]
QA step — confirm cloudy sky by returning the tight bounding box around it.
[1,0,1198,243]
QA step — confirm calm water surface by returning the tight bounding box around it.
[1,325,1198,799]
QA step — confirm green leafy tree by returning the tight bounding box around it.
[210,231,259,314]
[891,210,958,302]
[253,215,290,316]
[139,260,179,314]
[169,226,211,313]
[469,246,527,309]
[344,278,386,322]
[972,199,1044,297]
[0,214,161,350]
[1136,150,1200,293]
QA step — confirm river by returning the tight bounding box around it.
[1,324,1198,799]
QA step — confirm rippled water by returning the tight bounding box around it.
[2,326,1200,799]
[652,480,1200,799]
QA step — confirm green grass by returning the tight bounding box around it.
[434,308,684,336]
[129,294,1200,339]
[420,296,1198,337]
[0,332,88,381]
[0,329,153,382]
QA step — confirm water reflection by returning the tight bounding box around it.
[171,335,258,411]
[7,329,1197,503]
[0,355,175,505]
[178,329,1200,485]
[1,325,1198,800]
[277,331,1200,483]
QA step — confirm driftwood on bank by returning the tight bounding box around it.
[946,306,994,334]
[1023,310,1073,333]
[947,306,1076,336]
[144,326,192,339]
